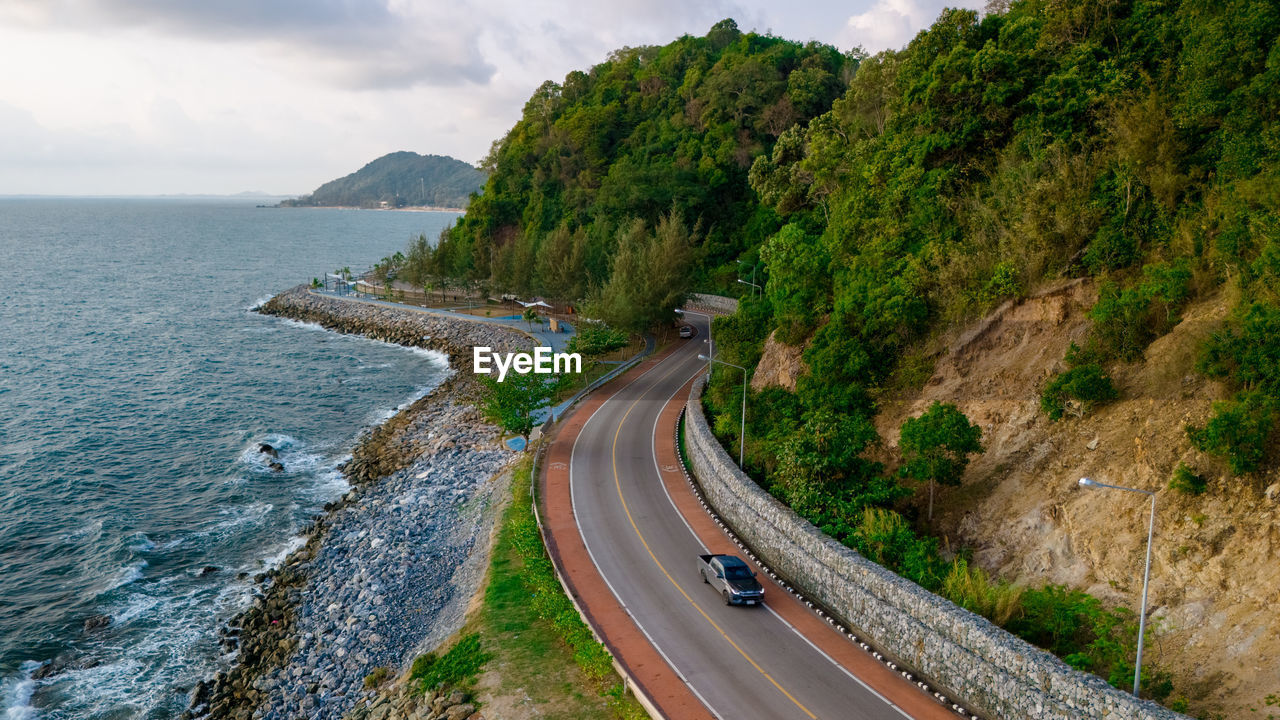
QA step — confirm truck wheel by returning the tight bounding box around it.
[722,590,732,606]
[701,570,709,584]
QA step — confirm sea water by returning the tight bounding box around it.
[0,198,457,719]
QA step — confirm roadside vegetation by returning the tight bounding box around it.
[480,456,646,718]
[401,457,646,719]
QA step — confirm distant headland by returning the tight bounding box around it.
[278,151,485,211]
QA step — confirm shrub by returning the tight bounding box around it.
[1168,463,1207,495]
[566,324,628,357]
[1040,363,1119,420]
[1009,585,1142,693]
[1088,262,1192,362]
[848,508,949,591]
[942,558,1023,625]
[979,261,1022,305]
[1188,391,1276,474]
[1192,302,1280,474]
[363,666,392,689]
[1084,224,1142,274]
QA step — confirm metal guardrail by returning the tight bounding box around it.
[539,335,657,431]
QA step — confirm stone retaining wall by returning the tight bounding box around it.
[684,376,1187,720]
[686,293,739,315]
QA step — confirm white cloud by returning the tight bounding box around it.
[0,0,971,195]
[840,0,984,52]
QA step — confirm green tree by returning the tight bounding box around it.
[769,410,899,531]
[1040,362,1120,421]
[478,372,557,443]
[587,211,695,333]
[759,222,830,343]
[898,402,983,521]
[535,223,588,300]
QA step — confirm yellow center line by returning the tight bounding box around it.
[607,353,819,720]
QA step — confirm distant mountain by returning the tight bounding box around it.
[281,152,485,209]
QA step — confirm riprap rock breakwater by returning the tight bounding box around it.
[188,290,520,720]
[257,286,529,367]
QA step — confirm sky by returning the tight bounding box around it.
[0,0,983,196]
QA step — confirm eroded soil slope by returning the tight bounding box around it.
[872,279,1280,718]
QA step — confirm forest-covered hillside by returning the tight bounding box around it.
[282,152,485,209]
[400,3,1280,712]
[407,19,853,325]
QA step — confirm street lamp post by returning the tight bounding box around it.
[737,260,759,298]
[1078,477,1156,697]
[699,354,747,469]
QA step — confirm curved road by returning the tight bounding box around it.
[563,316,945,720]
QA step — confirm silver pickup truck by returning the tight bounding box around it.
[697,554,765,606]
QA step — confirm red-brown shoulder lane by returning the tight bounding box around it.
[539,343,714,720]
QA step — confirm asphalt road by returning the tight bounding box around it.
[568,316,918,720]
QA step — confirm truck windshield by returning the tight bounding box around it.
[723,566,752,579]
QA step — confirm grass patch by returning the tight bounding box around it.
[410,633,490,692]
[475,456,646,719]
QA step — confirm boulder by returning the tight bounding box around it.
[443,703,476,720]
[82,614,111,633]
[258,443,279,458]
[268,461,285,473]
[32,658,66,680]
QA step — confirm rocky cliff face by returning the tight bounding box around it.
[751,329,807,392]
[874,279,1280,718]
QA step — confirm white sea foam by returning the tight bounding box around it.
[106,560,147,592]
[260,536,307,572]
[303,467,350,503]
[212,502,274,533]
[239,434,305,474]
[246,295,274,311]
[1,662,38,720]
[278,317,326,332]
[128,532,155,553]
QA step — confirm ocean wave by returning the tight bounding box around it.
[303,467,349,503]
[246,295,274,311]
[106,560,148,593]
[238,434,307,474]
[261,536,308,572]
[213,502,274,533]
[277,317,327,332]
[59,519,103,543]
[1,661,38,720]
[127,532,155,553]
[403,346,449,366]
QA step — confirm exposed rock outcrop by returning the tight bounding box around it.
[750,330,807,392]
